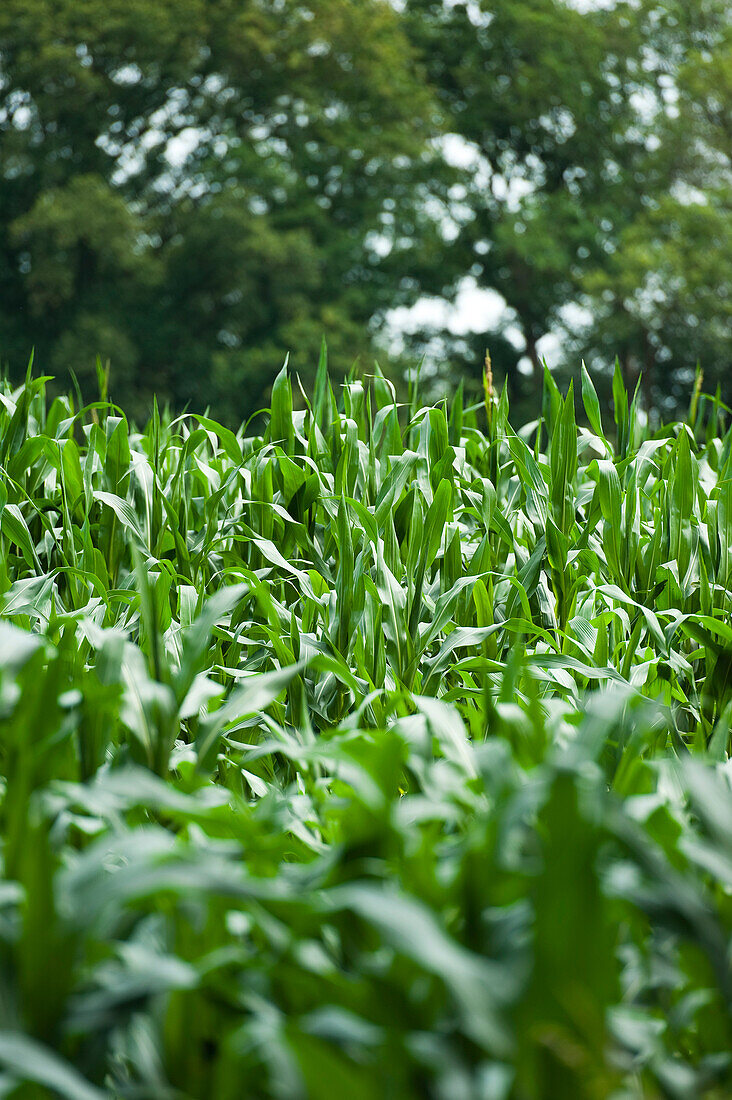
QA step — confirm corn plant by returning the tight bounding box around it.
[0,355,729,1098]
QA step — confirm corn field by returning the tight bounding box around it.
[0,352,730,1098]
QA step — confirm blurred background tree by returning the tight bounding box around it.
[575,0,732,423]
[401,0,732,424]
[0,0,730,423]
[401,0,648,417]
[0,0,448,420]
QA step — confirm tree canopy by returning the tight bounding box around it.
[1,0,730,422]
[0,0,446,419]
[401,0,732,421]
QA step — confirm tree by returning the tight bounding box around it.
[400,0,649,420]
[401,0,732,422]
[576,0,732,418]
[0,0,445,420]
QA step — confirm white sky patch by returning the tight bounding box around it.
[440,134,493,199]
[386,275,507,347]
[566,0,619,9]
[440,133,487,173]
[386,282,594,373]
[534,334,561,370]
[166,127,203,166]
[111,63,143,86]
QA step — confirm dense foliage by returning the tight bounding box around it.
[400,0,732,417]
[0,0,444,418]
[0,358,730,1097]
[2,0,731,421]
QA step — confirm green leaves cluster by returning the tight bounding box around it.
[400,0,732,420]
[4,0,732,422]
[0,0,443,419]
[0,359,730,1096]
